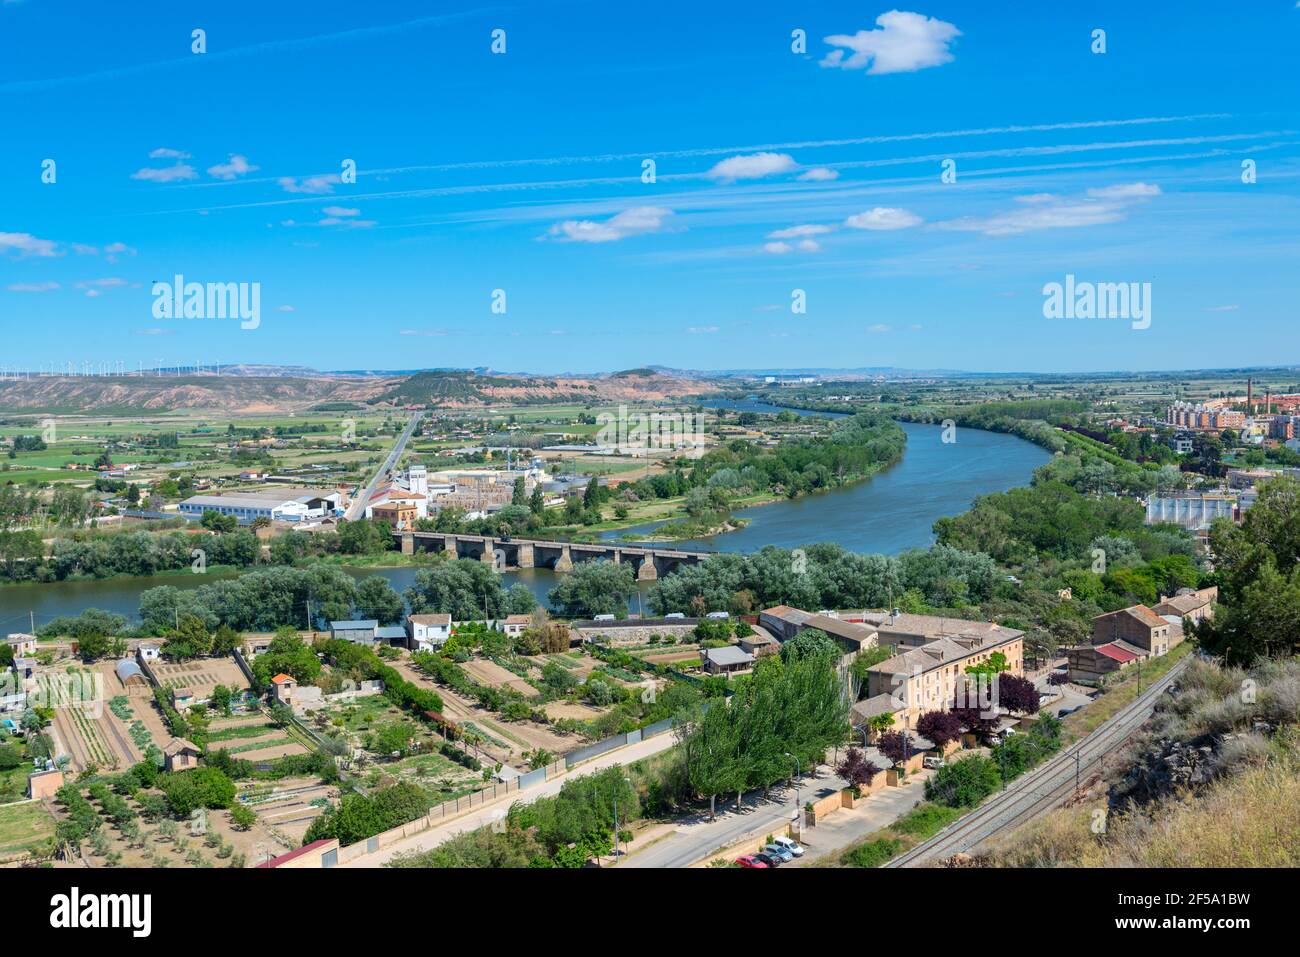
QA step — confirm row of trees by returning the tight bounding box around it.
[135,565,408,634]
[647,542,998,617]
[679,642,849,817]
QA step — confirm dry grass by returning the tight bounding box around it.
[983,654,1300,869]
[988,744,1300,868]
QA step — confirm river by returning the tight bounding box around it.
[0,400,1049,625]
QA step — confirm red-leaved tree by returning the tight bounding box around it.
[876,730,914,766]
[835,747,881,795]
[997,674,1041,715]
[916,710,963,748]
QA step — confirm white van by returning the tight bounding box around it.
[772,836,804,857]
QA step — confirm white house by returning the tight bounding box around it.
[407,614,452,652]
[501,615,531,638]
[4,634,37,657]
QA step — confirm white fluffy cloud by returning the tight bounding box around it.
[149,147,191,159]
[943,182,1160,236]
[0,231,60,257]
[546,206,673,243]
[131,163,197,183]
[767,224,833,239]
[706,152,797,182]
[279,174,340,195]
[821,11,961,75]
[796,167,839,182]
[207,154,259,180]
[1085,182,1161,200]
[844,207,923,230]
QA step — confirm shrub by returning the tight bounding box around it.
[842,838,902,868]
[924,755,1001,808]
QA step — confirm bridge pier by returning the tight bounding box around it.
[636,555,658,581]
[443,535,458,559]
[479,541,496,565]
[554,544,574,573]
[516,542,534,568]
[400,533,414,556]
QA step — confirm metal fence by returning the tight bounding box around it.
[563,716,676,769]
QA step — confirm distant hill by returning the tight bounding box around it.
[0,374,392,414]
[376,369,716,408]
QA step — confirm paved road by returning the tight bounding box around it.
[621,771,848,869]
[887,655,1191,867]
[340,730,677,867]
[346,411,422,521]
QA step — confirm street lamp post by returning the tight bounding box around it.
[784,752,800,837]
[612,775,632,863]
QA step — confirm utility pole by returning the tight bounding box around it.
[1075,748,1081,796]
[784,752,801,838]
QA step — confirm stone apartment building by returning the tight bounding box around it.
[862,620,1026,730]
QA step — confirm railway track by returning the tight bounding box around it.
[887,655,1190,867]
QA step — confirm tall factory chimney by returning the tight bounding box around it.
[1247,377,1254,413]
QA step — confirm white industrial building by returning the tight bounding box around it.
[180,488,345,525]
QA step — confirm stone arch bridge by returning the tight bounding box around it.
[396,531,710,581]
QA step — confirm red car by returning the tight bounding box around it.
[734,855,769,868]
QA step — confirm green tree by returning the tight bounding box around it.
[547,560,635,618]
[356,576,404,625]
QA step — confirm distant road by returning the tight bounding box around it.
[621,771,846,869]
[346,412,421,521]
[886,655,1190,867]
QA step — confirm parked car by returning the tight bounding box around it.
[772,836,804,857]
[753,850,784,867]
[734,854,768,869]
[923,756,945,770]
[762,843,794,863]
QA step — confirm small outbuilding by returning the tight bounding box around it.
[700,645,755,676]
[163,737,201,772]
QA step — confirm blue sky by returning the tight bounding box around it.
[1,0,1298,375]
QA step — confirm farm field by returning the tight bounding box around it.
[461,658,537,695]
[45,780,302,868]
[151,656,249,696]
[0,800,58,861]
[387,657,578,767]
